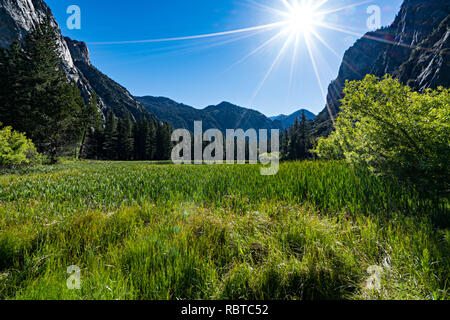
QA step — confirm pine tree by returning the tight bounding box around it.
[285,112,313,161]
[146,120,156,160]
[281,129,289,160]
[29,22,86,161]
[155,122,172,160]
[1,21,86,162]
[116,113,134,160]
[0,41,31,133]
[103,110,118,160]
[80,94,103,159]
[298,110,311,159]
[133,120,142,160]
[132,119,157,161]
[288,117,299,160]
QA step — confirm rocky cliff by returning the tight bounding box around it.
[65,38,154,121]
[398,15,450,90]
[313,0,450,136]
[0,0,77,78]
[0,0,154,121]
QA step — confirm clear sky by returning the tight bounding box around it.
[45,0,403,116]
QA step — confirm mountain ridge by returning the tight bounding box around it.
[136,96,290,133]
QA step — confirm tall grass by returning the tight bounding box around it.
[0,161,448,300]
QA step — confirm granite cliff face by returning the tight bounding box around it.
[0,0,77,78]
[0,0,154,121]
[65,38,154,121]
[313,0,450,136]
[398,15,450,91]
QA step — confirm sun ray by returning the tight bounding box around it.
[315,20,366,36]
[304,34,335,124]
[309,29,363,78]
[316,0,374,17]
[288,33,301,94]
[251,33,295,103]
[280,0,294,11]
[113,29,267,67]
[183,28,270,55]
[224,29,287,73]
[315,20,436,53]
[311,0,329,11]
[89,21,288,45]
[242,0,291,18]
[310,29,339,56]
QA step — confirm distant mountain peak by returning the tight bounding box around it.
[209,101,243,110]
[270,109,316,129]
[137,96,283,133]
[217,101,233,106]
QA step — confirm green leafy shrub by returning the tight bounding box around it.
[314,132,345,160]
[314,75,450,195]
[0,124,38,167]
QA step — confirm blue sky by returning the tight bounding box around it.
[46,0,403,116]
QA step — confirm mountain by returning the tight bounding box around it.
[312,0,450,136]
[137,97,284,133]
[204,102,283,132]
[136,96,221,132]
[270,109,316,129]
[65,38,154,121]
[0,0,154,121]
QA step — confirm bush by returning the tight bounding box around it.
[0,124,38,167]
[314,75,450,195]
[314,132,345,160]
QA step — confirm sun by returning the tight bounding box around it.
[285,2,319,35]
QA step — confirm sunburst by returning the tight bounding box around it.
[284,1,322,35]
[238,0,376,122]
[90,0,382,123]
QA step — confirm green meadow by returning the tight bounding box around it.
[0,161,448,300]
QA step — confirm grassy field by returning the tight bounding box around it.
[0,161,448,300]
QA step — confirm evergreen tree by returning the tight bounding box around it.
[0,42,27,130]
[116,113,134,160]
[155,122,172,160]
[146,120,156,160]
[298,111,311,160]
[80,94,103,159]
[288,117,299,160]
[29,23,86,161]
[280,129,289,160]
[283,113,313,161]
[132,119,158,161]
[0,21,86,162]
[133,120,142,160]
[103,110,118,160]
